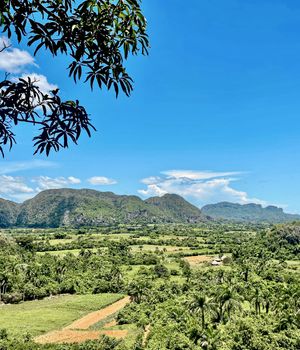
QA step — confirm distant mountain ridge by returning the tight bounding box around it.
[201,202,300,223]
[0,189,208,228]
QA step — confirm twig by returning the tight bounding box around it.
[0,41,12,53]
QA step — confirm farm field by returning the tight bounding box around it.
[1,222,299,350]
[0,294,124,337]
[37,248,102,256]
[183,255,214,266]
[2,2,300,349]
[19,223,241,257]
[35,296,131,344]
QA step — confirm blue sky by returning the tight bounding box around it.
[1,0,300,212]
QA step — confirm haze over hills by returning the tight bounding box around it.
[201,202,300,223]
[0,189,208,228]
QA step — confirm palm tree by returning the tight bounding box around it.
[240,262,251,282]
[213,286,242,323]
[189,293,211,329]
[262,290,272,314]
[251,287,263,315]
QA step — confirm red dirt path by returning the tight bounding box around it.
[35,296,131,344]
[35,329,128,344]
[65,296,130,330]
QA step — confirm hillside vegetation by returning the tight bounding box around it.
[0,199,20,228]
[202,201,300,223]
[0,189,207,228]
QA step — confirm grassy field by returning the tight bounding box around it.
[285,260,300,273]
[1,293,124,337]
[130,244,191,252]
[37,246,219,259]
[37,248,103,256]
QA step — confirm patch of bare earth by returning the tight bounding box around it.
[35,330,128,344]
[65,296,130,330]
[35,296,131,344]
[102,330,128,338]
[103,320,117,328]
[183,255,213,266]
[142,325,151,346]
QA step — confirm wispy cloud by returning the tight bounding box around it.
[0,175,35,202]
[0,36,37,73]
[0,160,57,175]
[162,170,243,180]
[87,176,117,185]
[138,170,266,207]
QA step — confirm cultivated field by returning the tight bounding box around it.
[1,223,299,349]
[1,294,124,337]
[35,296,131,344]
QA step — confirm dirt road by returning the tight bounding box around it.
[35,296,131,344]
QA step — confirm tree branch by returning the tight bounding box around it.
[0,42,11,53]
[15,118,44,126]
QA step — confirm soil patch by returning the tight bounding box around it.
[35,329,128,344]
[183,255,213,266]
[35,296,130,344]
[65,296,130,330]
[103,320,117,328]
[142,325,151,346]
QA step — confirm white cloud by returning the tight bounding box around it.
[0,36,10,47]
[0,36,58,95]
[0,175,35,201]
[162,170,242,180]
[138,170,266,207]
[0,174,82,202]
[141,176,162,185]
[139,184,168,197]
[14,73,58,95]
[32,176,81,191]
[87,176,117,185]
[0,160,57,175]
[0,36,37,73]
[68,176,81,184]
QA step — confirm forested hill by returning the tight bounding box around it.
[201,201,300,223]
[0,198,20,228]
[0,189,208,228]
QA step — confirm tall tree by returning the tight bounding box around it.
[213,286,242,323]
[189,293,211,329]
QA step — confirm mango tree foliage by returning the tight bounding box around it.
[0,0,149,156]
